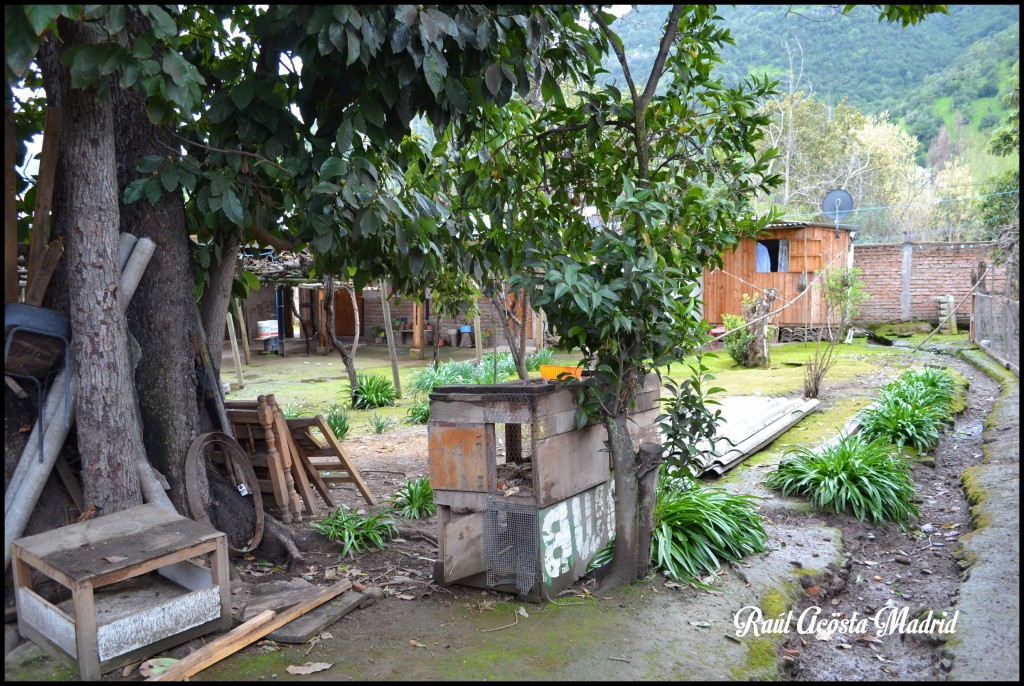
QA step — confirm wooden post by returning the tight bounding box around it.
[413,297,426,359]
[232,298,251,365]
[226,312,244,389]
[5,99,17,304]
[23,107,63,301]
[473,312,483,364]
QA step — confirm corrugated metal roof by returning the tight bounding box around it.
[765,220,856,231]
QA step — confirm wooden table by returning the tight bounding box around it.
[11,504,231,680]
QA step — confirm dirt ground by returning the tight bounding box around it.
[4,338,1013,681]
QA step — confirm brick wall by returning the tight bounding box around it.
[362,289,519,344]
[854,242,1006,325]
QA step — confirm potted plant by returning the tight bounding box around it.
[371,326,386,344]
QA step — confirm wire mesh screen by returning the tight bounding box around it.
[483,498,539,595]
[973,293,1020,373]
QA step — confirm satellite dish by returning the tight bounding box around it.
[822,189,854,237]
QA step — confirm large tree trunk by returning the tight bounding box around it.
[323,276,360,400]
[111,38,204,513]
[49,19,145,514]
[602,412,641,589]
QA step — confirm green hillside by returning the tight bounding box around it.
[601,5,1019,170]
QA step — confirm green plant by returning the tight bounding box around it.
[525,348,555,371]
[657,356,725,477]
[310,506,397,557]
[651,468,767,582]
[404,398,431,424]
[351,373,398,409]
[721,313,756,367]
[369,412,396,434]
[474,352,516,384]
[891,367,956,418]
[324,402,350,441]
[280,402,303,418]
[390,476,437,519]
[409,364,465,395]
[858,389,946,453]
[820,266,869,342]
[765,433,919,526]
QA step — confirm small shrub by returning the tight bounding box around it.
[369,412,396,434]
[280,403,303,418]
[858,390,945,453]
[404,398,431,424]
[409,365,463,395]
[891,367,956,419]
[651,470,768,582]
[324,402,350,441]
[525,348,555,371]
[391,476,437,519]
[310,506,397,557]
[352,373,398,409]
[442,359,478,382]
[765,434,918,526]
[721,313,755,366]
[474,352,516,384]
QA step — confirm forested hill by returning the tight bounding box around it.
[603,5,1019,148]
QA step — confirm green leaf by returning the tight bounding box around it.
[222,188,244,225]
[141,5,176,39]
[144,177,162,205]
[124,178,148,204]
[423,48,447,97]
[160,165,179,192]
[162,52,188,87]
[336,119,354,153]
[320,157,346,180]
[484,63,501,96]
[346,27,361,66]
[231,80,256,110]
[24,5,62,35]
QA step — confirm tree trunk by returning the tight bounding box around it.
[323,276,360,399]
[200,238,242,372]
[602,412,641,589]
[48,19,146,514]
[742,289,778,369]
[635,442,663,580]
[110,46,204,513]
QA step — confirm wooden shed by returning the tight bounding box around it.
[701,221,855,338]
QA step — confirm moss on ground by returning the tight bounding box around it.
[960,465,993,530]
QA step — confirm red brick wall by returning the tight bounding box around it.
[853,242,1006,325]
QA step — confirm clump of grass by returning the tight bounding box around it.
[351,373,398,409]
[404,398,430,424]
[324,402,350,441]
[765,433,918,526]
[588,467,767,583]
[473,352,516,384]
[310,506,397,557]
[390,476,436,519]
[369,412,396,434]
[651,470,767,582]
[280,402,303,418]
[857,367,956,453]
[525,348,555,371]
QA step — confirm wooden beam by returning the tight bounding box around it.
[148,580,353,681]
[22,236,64,307]
[24,107,62,298]
[5,99,17,304]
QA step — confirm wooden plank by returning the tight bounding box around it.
[148,581,353,682]
[24,107,62,299]
[5,100,17,304]
[309,415,376,505]
[439,512,485,582]
[266,591,366,644]
[269,397,316,517]
[427,423,494,492]
[54,453,85,513]
[22,236,64,307]
[288,431,336,510]
[533,423,609,507]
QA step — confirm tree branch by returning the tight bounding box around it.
[585,5,639,105]
[638,5,683,112]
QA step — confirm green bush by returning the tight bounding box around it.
[391,476,437,519]
[721,313,755,366]
[588,468,767,583]
[765,433,918,526]
[404,398,431,424]
[474,352,517,383]
[890,367,957,419]
[858,389,945,453]
[351,373,398,409]
[324,402,350,441]
[651,471,767,582]
[409,364,465,395]
[311,506,397,557]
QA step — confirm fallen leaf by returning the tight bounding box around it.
[319,632,333,640]
[815,628,835,642]
[517,606,529,618]
[855,633,883,644]
[397,594,416,600]
[139,658,179,678]
[782,648,801,657]
[324,568,337,579]
[286,662,332,675]
[410,639,428,649]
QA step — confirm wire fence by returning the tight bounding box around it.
[972,293,1019,376]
